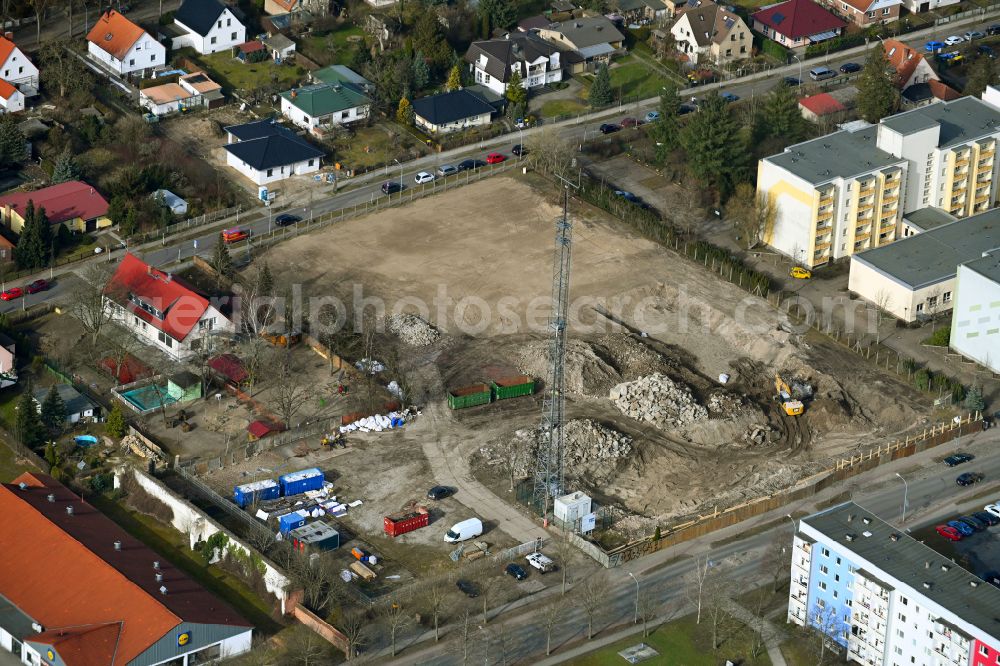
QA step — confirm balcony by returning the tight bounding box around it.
[816,210,833,222]
[976,195,989,205]
[955,155,971,167]
[881,195,898,205]
[858,187,875,198]
[855,231,871,242]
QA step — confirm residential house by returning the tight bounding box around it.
[86,10,166,77]
[263,33,296,60]
[223,118,324,185]
[949,253,1000,373]
[788,502,1000,663]
[0,35,38,95]
[881,39,959,108]
[757,95,1000,268]
[900,0,957,13]
[169,0,245,54]
[32,385,99,424]
[751,0,846,49]
[0,181,111,233]
[411,89,496,134]
[263,0,332,16]
[825,0,900,27]
[0,472,253,666]
[900,79,961,108]
[464,33,563,96]
[797,92,846,122]
[310,64,373,93]
[279,81,370,131]
[0,79,23,113]
[670,1,752,65]
[607,0,670,23]
[536,17,625,72]
[153,189,188,215]
[0,333,16,389]
[139,71,223,116]
[105,253,236,360]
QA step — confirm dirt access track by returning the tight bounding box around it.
[260,175,932,536]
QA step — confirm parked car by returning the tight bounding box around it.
[936,524,963,541]
[982,571,1000,587]
[426,485,453,500]
[973,511,1000,526]
[455,580,479,598]
[719,92,740,102]
[505,563,528,580]
[989,24,1000,35]
[925,40,945,51]
[437,164,458,177]
[809,66,836,81]
[526,552,556,573]
[782,76,801,86]
[979,45,996,58]
[790,266,812,279]
[486,152,506,164]
[985,503,1000,518]
[965,30,985,40]
[614,190,647,207]
[414,171,435,184]
[958,516,987,531]
[599,123,620,134]
[678,102,698,115]
[957,472,984,486]
[944,35,965,45]
[381,181,404,195]
[274,213,300,227]
[644,110,661,122]
[222,227,250,243]
[25,279,50,294]
[511,144,529,156]
[948,519,975,536]
[0,287,22,301]
[839,62,861,73]
[944,453,974,466]
[457,159,486,171]
[620,117,642,128]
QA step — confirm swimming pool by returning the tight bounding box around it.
[121,385,177,412]
[75,435,99,447]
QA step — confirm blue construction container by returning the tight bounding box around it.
[279,468,325,496]
[278,510,309,534]
[233,479,280,508]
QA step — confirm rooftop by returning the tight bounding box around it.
[279,81,370,117]
[86,10,147,60]
[541,16,625,49]
[465,33,559,84]
[903,206,955,232]
[961,250,1000,284]
[880,95,1000,148]
[412,88,496,126]
[0,35,19,64]
[852,207,1000,289]
[803,501,1000,642]
[141,82,195,105]
[174,0,230,37]
[752,0,846,39]
[765,125,903,186]
[223,119,324,170]
[32,384,97,417]
[0,181,109,226]
[311,64,371,89]
[798,92,846,116]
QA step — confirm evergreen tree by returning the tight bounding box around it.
[965,56,999,97]
[14,382,44,448]
[478,0,515,30]
[106,401,128,438]
[965,385,986,412]
[505,70,528,120]
[258,262,274,295]
[589,63,614,108]
[14,200,49,270]
[0,114,27,168]
[411,51,430,91]
[679,95,751,198]
[121,206,138,237]
[760,82,807,144]
[40,385,66,430]
[51,149,82,184]
[397,96,415,125]
[857,47,899,123]
[211,234,235,283]
[649,80,681,162]
[446,65,463,91]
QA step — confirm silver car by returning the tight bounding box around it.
[437,164,458,176]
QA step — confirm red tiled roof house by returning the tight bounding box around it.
[825,0,900,27]
[86,10,166,76]
[797,92,847,121]
[0,181,111,233]
[752,0,847,48]
[105,253,235,360]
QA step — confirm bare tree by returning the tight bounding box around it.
[539,595,565,656]
[103,322,143,386]
[808,604,843,666]
[727,182,776,249]
[686,555,711,625]
[267,351,311,427]
[702,575,732,651]
[760,538,790,594]
[450,605,475,666]
[416,575,450,642]
[473,565,504,625]
[746,587,770,660]
[281,625,333,666]
[30,0,52,44]
[378,595,413,657]
[339,610,370,661]
[68,262,117,348]
[528,127,576,177]
[637,587,660,638]
[551,531,580,596]
[577,574,610,639]
[238,336,271,398]
[873,289,893,344]
[666,188,703,240]
[486,622,511,666]
[493,434,530,491]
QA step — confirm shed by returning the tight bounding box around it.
[278,509,309,534]
[263,33,296,60]
[248,419,284,440]
[208,353,248,385]
[167,371,202,402]
[798,93,847,122]
[288,521,340,550]
[32,385,100,425]
[234,40,267,62]
[153,189,188,216]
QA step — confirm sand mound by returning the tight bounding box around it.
[517,339,622,396]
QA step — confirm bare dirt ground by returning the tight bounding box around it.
[226,175,933,538]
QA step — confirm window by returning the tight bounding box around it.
[943,292,952,303]
[231,32,237,40]
[199,318,215,331]
[308,159,315,166]
[901,597,907,605]
[820,565,829,574]
[833,590,839,599]
[129,58,135,66]
[266,168,273,177]
[897,613,906,623]
[818,581,827,590]
[883,6,891,13]
[227,18,232,26]
[928,296,938,308]
[217,20,222,27]
[151,54,156,62]
[725,48,732,56]
[740,45,746,53]
[980,646,989,656]
[835,557,841,565]
[211,36,217,44]
[842,1,848,7]
[822,548,830,557]
[157,331,174,348]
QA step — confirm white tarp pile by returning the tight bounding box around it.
[355,358,385,375]
[338,411,406,433]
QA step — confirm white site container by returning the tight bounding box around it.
[553,491,592,526]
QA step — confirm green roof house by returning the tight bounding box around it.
[279,81,371,131]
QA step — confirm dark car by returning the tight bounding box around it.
[457,159,486,171]
[456,580,479,598]
[945,453,975,466]
[599,123,620,134]
[620,117,642,128]
[512,144,529,156]
[979,45,996,58]
[426,485,453,500]
[381,181,404,195]
[948,519,976,536]
[989,24,1000,36]
[678,103,698,115]
[26,279,50,294]
[839,62,862,73]
[958,516,987,531]
[505,563,528,581]
[974,511,1000,526]
[958,472,984,486]
[783,76,801,86]
[720,92,740,103]
[614,190,647,207]
[983,571,1000,587]
[274,214,301,227]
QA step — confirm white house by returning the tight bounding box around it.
[0,35,38,94]
[0,80,24,113]
[86,10,166,77]
[170,0,246,55]
[279,81,370,131]
[105,253,235,360]
[139,71,223,116]
[223,118,324,186]
[464,33,562,96]
[411,89,496,134]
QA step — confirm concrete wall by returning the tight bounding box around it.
[950,264,1000,372]
[849,255,956,322]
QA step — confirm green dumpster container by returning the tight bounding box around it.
[448,384,492,409]
[491,375,535,400]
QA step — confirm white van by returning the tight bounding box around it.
[444,517,483,543]
[526,552,556,573]
[809,66,836,81]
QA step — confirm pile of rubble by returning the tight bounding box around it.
[610,373,707,429]
[385,314,440,347]
[742,424,772,446]
[565,419,633,464]
[705,392,744,415]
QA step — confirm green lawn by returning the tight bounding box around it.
[298,24,364,67]
[571,616,772,666]
[609,60,672,101]
[194,50,306,92]
[0,440,29,482]
[329,123,429,171]
[540,99,589,118]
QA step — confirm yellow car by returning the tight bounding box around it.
[790,266,812,279]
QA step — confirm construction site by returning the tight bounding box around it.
[200,174,934,554]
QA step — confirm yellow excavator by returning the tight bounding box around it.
[775,374,805,416]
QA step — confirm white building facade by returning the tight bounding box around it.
[0,36,38,93]
[87,13,166,77]
[949,254,1000,373]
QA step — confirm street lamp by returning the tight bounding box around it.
[627,571,639,624]
[895,472,909,524]
[393,158,402,189]
[791,55,803,87]
[785,513,796,532]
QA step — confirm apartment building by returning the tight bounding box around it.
[758,95,1000,268]
[789,502,1000,665]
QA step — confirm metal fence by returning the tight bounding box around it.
[173,461,276,545]
[130,205,244,246]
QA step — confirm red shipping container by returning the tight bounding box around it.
[383,507,430,537]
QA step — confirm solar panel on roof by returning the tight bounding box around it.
[772,12,784,23]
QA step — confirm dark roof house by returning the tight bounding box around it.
[411,89,496,132]
[464,33,560,85]
[223,119,324,171]
[32,385,98,422]
[174,0,229,36]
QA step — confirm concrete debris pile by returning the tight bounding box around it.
[705,392,744,415]
[599,334,675,378]
[564,419,633,464]
[609,373,707,428]
[742,425,772,446]
[386,314,440,347]
[518,340,621,396]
